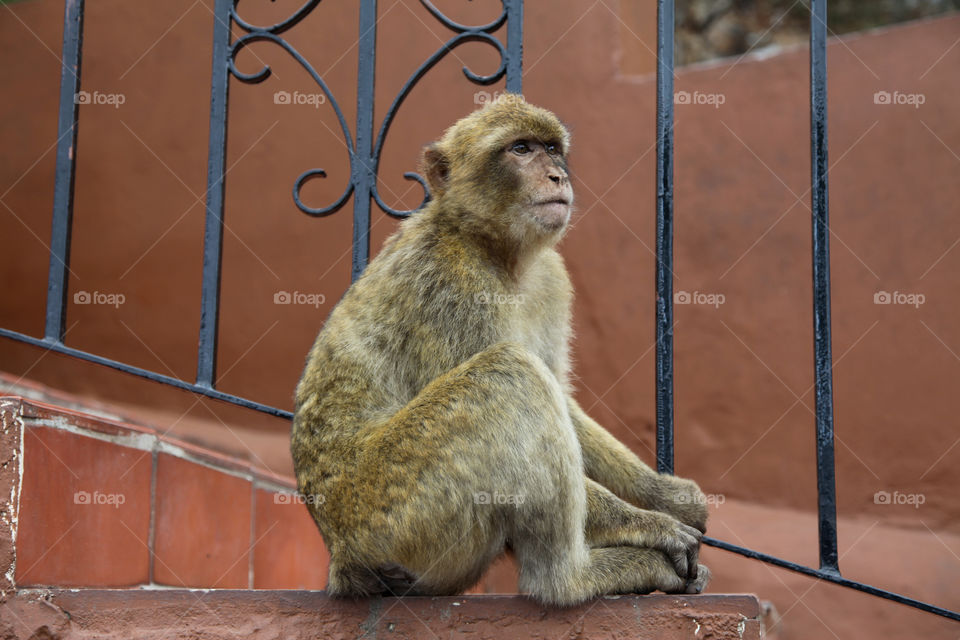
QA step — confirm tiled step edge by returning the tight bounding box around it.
[11,395,295,490]
[1,396,330,590]
[5,590,763,640]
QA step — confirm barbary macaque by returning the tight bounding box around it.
[291,95,709,605]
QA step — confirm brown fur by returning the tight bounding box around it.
[291,95,709,605]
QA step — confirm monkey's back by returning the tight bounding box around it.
[290,208,573,552]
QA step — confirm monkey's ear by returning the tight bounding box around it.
[421,144,449,198]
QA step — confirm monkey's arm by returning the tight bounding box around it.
[568,398,708,532]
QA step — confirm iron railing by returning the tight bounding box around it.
[654,0,957,622]
[0,0,523,419]
[0,0,956,623]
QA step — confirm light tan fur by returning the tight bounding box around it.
[291,95,709,605]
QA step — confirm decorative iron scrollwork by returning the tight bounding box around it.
[228,0,512,218]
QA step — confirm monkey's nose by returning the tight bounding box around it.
[548,174,561,184]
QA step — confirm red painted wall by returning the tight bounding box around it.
[1,3,959,636]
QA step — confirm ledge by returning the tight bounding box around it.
[4,590,763,639]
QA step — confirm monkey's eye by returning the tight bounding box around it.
[545,143,559,155]
[510,141,531,155]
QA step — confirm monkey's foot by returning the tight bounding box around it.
[684,564,711,594]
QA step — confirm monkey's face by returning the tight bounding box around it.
[421,97,574,248]
[500,138,573,233]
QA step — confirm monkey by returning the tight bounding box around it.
[290,94,710,606]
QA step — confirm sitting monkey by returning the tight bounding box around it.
[291,95,710,605]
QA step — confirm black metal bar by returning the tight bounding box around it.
[0,328,291,419]
[504,0,523,94]
[809,0,839,575]
[44,0,84,343]
[351,0,377,281]
[704,537,959,621]
[654,0,675,474]
[196,0,233,388]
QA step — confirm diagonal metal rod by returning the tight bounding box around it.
[0,327,292,418]
[705,537,958,621]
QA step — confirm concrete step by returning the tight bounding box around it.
[6,589,764,640]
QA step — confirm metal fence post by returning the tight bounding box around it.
[655,0,675,474]
[809,0,840,575]
[44,0,85,344]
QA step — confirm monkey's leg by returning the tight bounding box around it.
[569,399,708,532]
[326,341,699,603]
[510,472,707,604]
[417,349,697,605]
[325,341,579,598]
[584,478,708,592]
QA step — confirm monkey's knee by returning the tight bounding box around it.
[650,474,709,533]
[469,341,557,380]
[465,342,567,409]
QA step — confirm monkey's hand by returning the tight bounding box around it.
[635,510,703,581]
[646,475,709,534]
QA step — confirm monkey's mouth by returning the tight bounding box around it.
[533,198,571,229]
